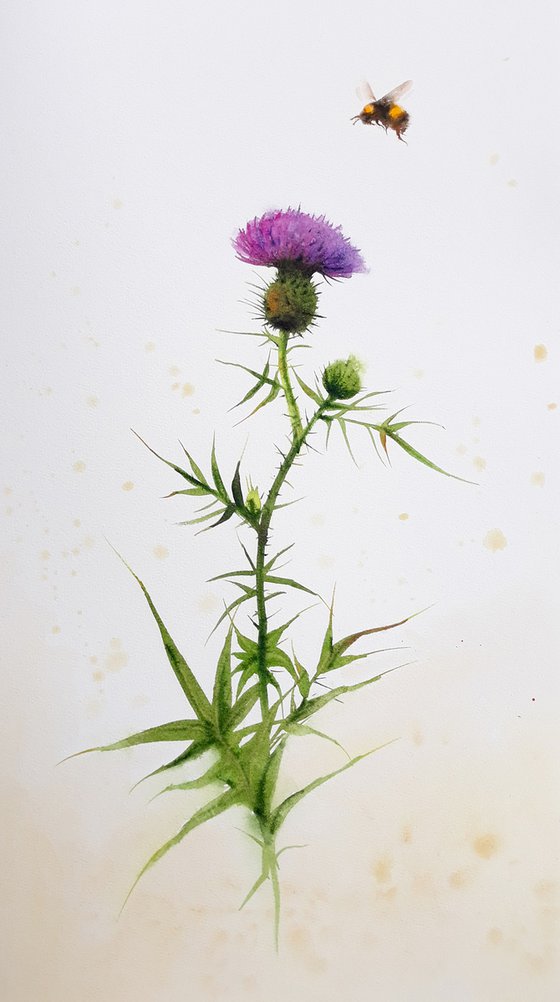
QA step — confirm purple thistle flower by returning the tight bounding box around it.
[233,208,367,279]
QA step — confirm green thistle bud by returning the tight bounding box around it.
[246,487,261,514]
[263,263,318,335]
[322,355,364,400]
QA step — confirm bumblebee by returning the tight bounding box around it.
[352,80,412,142]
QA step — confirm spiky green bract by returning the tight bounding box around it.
[322,355,364,400]
[263,264,319,335]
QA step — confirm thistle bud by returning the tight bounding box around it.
[246,487,262,514]
[263,264,318,335]
[322,355,364,400]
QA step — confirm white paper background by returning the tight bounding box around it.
[2,1,559,999]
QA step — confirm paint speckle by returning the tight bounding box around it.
[398,512,409,521]
[530,472,545,487]
[456,443,467,456]
[82,535,95,549]
[488,153,500,166]
[92,670,105,682]
[4,487,13,496]
[40,550,51,561]
[153,545,169,560]
[112,198,123,209]
[547,402,557,411]
[487,927,503,945]
[86,395,99,408]
[401,825,412,844]
[506,178,518,187]
[171,382,180,391]
[310,513,325,526]
[317,554,334,569]
[73,461,86,474]
[413,369,424,379]
[121,481,134,492]
[372,857,392,884]
[104,638,128,673]
[51,625,61,635]
[473,456,486,471]
[169,366,181,376]
[196,593,219,614]
[181,383,195,398]
[192,408,201,415]
[71,286,81,296]
[473,833,500,859]
[448,869,468,889]
[145,342,156,352]
[534,344,548,362]
[483,528,507,552]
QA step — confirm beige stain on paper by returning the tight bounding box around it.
[153,545,169,560]
[104,638,128,674]
[533,344,547,362]
[483,528,507,552]
[530,472,545,487]
[472,833,500,859]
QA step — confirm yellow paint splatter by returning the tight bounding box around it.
[121,481,134,492]
[153,545,169,560]
[40,550,51,561]
[473,456,486,471]
[104,638,128,673]
[169,366,181,376]
[92,670,105,682]
[86,395,99,408]
[398,512,409,521]
[547,402,557,411]
[4,487,12,496]
[530,472,545,487]
[83,536,95,548]
[487,927,503,945]
[112,198,123,209]
[401,825,412,844]
[192,408,201,415]
[506,178,518,187]
[72,461,86,473]
[413,369,424,379]
[181,383,195,397]
[310,513,325,526]
[534,344,547,362]
[144,341,156,352]
[373,857,392,883]
[73,518,81,527]
[473,833,500,859]
[483,529,507,552]
[448,869,468,889]
[488,153,500,166]
[171,382,180,391]
[51,625,61,635]
[196,593,219,613]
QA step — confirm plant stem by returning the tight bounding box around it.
[254,333,329,725]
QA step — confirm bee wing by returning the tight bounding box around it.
[379,80,413,104]
[356,80,376,103]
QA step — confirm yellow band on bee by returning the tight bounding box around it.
[363,104,374,114]
[388,105,403,119]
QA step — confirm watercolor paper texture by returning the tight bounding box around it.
[2,1,559,999]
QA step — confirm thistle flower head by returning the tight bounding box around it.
[322,355,364,400]
[233,208,366,279]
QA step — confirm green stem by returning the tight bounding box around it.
[277,332,304,444]
[254,362,329,725]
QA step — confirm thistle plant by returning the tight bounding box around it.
[67,207,464,946]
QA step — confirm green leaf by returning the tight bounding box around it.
[316,599,334,673]
[122,789,241,912]
[210,438,227,497]
[179,443,208,485]
[292,662,412,724]
[228,683,260,730]
[231,461,244,508]
[60,720,207,762]
[270,739,398,834]
[264,543,295,573]
[213,627,233,731]
[294,372,323,405]
[384,430,475,483]
[164,486,209,498]
[265,575,318,597]
[156,761,224,797]
[284,722,350,759]
[256,737,287,816]
[132,431,206,490]
[129,739,214,791]
[208,589,257,638]
[332,610,425,659]
[112,550,213,723]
